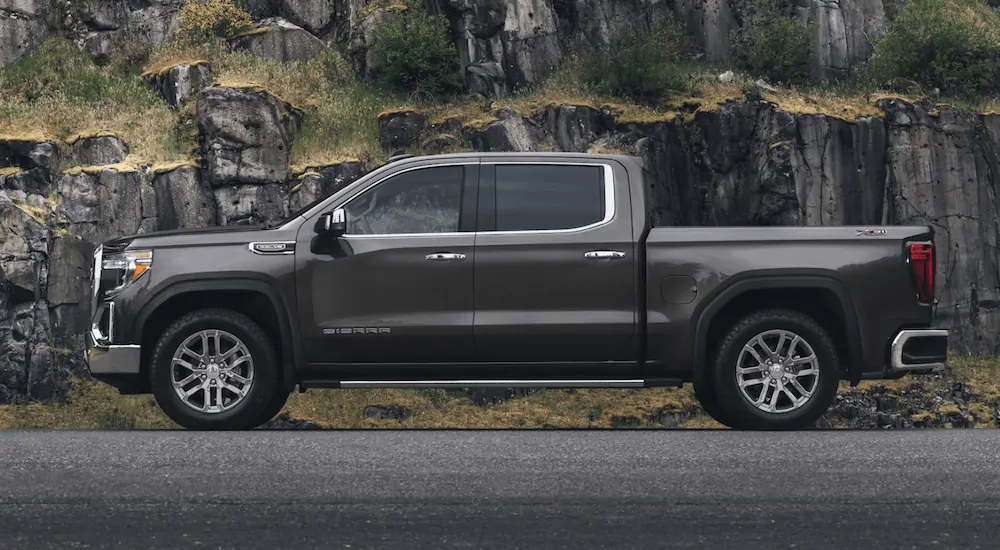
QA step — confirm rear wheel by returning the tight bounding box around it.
[710,309,840,431]
[150,308,279,430]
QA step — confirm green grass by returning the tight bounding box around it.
[0,38,187,166]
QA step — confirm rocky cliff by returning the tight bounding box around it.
[1,0,998,403]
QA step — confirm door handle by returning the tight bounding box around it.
[584,250,626,260]
[425,252,466,261]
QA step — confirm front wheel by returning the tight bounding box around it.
[150,308,279,430]
[710,308,840,431]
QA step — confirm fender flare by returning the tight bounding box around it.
[135,279,297,393]
[692,275,864,384]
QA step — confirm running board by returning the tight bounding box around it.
[298,378,682,391]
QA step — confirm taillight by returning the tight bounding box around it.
[907,242,934,303]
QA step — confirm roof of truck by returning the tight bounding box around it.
[388,151,642,164]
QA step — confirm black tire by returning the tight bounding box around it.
[693,376,735,428]
[711,308,840,431]
[150,308,279,431]
[254,388,291,426]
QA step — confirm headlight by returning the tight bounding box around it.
[101,249,153,294]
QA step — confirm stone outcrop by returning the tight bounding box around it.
[144,63,211,108]
[378,111,428,151]
[71,136,129,166]
[152,164,217,229]
[57,168,154,242]
[230,17,326,63]
[790,0,893,82]
[0,0,59,67]
[286,161,367,212]
[196,86,303,187]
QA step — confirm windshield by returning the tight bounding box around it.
[264,161,392,229]
[268,192,331,229]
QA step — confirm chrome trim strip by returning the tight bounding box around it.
[90,301,114,346]
[890,329,949,372]
[337,161,478,239]
[90,244,103,318]
[479,162,616,235]
[338,379,646,388]
[337,161,617,239]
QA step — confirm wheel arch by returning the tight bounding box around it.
[135,279,297,393]
[692,275,864,385]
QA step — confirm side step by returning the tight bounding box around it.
[298,378,682,391]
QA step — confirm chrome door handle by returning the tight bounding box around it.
[425,253,466,261]
[584,250,626,260]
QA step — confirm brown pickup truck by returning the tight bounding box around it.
[85,152,948,431]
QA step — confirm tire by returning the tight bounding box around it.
[254,388,291,426]
[710,308,840,431]
[693,376,735,428]
[150,308,279,430]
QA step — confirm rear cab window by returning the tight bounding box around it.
[491,164,609,232]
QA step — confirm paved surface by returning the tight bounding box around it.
[1,430,999,549]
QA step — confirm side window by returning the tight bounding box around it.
[494,164,607,231]
[344,165,464,235]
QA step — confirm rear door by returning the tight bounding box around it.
[295,161,480,364]
[472,159,636,363]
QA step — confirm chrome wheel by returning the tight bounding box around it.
[735,329,820,414]
[170,329,255,414]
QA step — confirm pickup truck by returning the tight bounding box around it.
[85,152,949,431]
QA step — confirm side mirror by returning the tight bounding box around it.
[315,208,346,236]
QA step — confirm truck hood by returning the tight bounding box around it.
[104,223,298,250]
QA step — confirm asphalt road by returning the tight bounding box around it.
[1,430,999,549]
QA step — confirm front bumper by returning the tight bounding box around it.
[86,244,142,375]
[889,328,949,372]
[86,337,142,374]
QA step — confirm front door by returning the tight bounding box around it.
[296,162,479,364]
[473,160,637,363]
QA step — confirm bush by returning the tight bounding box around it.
[731,0,815,85]
[175,0,256,46]
[860,0,1000,97]
[370,2,463,100]
[584,20,692,103]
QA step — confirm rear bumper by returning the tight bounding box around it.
[889,328,949,372]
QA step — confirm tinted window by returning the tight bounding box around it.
[494,164,605,231]
[345,166,464,235]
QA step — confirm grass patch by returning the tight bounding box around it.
[3,354,997,429]
[144,41,402,166]
[0,38,190,167]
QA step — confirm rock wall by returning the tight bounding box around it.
[3,0,900,91]
[2,0,999,402]
[3,80,1000,401]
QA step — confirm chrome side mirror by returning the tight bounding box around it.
[315,208,346,236]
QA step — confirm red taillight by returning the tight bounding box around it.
[907,242,934,303]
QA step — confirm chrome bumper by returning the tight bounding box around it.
[86,244,141,375]
[86,302,142,375]
[889,328,949,372]
[86,338,142,374]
